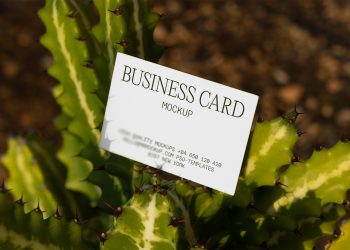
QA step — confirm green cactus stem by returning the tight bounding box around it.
[101,191,178,250]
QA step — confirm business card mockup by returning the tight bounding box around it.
[100,53,258,195]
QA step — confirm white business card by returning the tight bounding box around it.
[100,53,258,195]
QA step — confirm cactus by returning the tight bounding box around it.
[1,136,78,219]
[243,117,298,187]
[37,0,163,207]
[1,0,350,249]
[38,0,105,205]
[329,219,350,250]
[102,191,178,250]
[270,140,350,214]
[0,189,94,249]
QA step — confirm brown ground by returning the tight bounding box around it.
[1,0,350,160]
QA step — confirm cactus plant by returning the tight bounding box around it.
[1,0,350,249]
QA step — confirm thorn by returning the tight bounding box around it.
[278,164,290,173]
[346,190,350,201]
[66,10,77,18]
[291,155,300,163]
[333,227,342,238]
[54,207,63,220]
[180,178,188,183]
[34,201,45,215]
[202,186,213,195]
[157,187,168,196]
[342,200,350,212]
[316,237,332,249]
[257,116,264,123]
[103,200,122,218]
[73,208,87,225]
[134,186,143,194]
[247,202,259,211]
[15,194,26,206]
[108,7,123,16]
[138,165,151,173]
[168,216,184,227]
[294,228,302,236]
[83,60,94,69]
[0,180,10,194]
[294,105,304,117]
[275,180,288,188]
[297,130,305,136]
[116,39,128,48]
[341,135,349,143]
[152,184,160,192]
[99,232,108,245]
[114,206,122,217]
[283,105,304,123]
[76,35,87,42]
[193,243,206,249]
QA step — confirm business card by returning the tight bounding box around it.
[100,53,258,195]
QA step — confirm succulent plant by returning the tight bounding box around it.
[1,0,350,249]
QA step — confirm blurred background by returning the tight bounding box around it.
[0,0,349,160]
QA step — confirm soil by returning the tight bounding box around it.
[1,0,350,161]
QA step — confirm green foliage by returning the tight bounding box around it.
[1,0,350,249]
[0,192,93,249]
[330,219,350,250]
[270,141,350,214]
[1,136,77,219]
[102,191,177,250]
[243,117,298,187]
[38,0,105,205]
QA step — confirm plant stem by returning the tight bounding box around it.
[168,190,196,246]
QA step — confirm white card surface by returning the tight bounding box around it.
[100,53,258,195]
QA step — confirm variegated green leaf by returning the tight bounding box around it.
[193,189,224,220]
[0,193,93,249]
[39,0,104,146]
[2,138,57,219]
[25,134,78,218]
[92,0,163,79]
[39,0,164,206]
[38,0,105,204]
[243,117,298,187]
[329,219,350,250]
[270,141,350,213]
[102,191,177,250]
[91,0,163,107]
[58,131,102,204]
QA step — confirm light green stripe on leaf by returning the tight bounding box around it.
[51,0,100,140]
[243,118,298,187]
[271,141,350,213]
[2,138,57,219]
[102,192,177,250]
